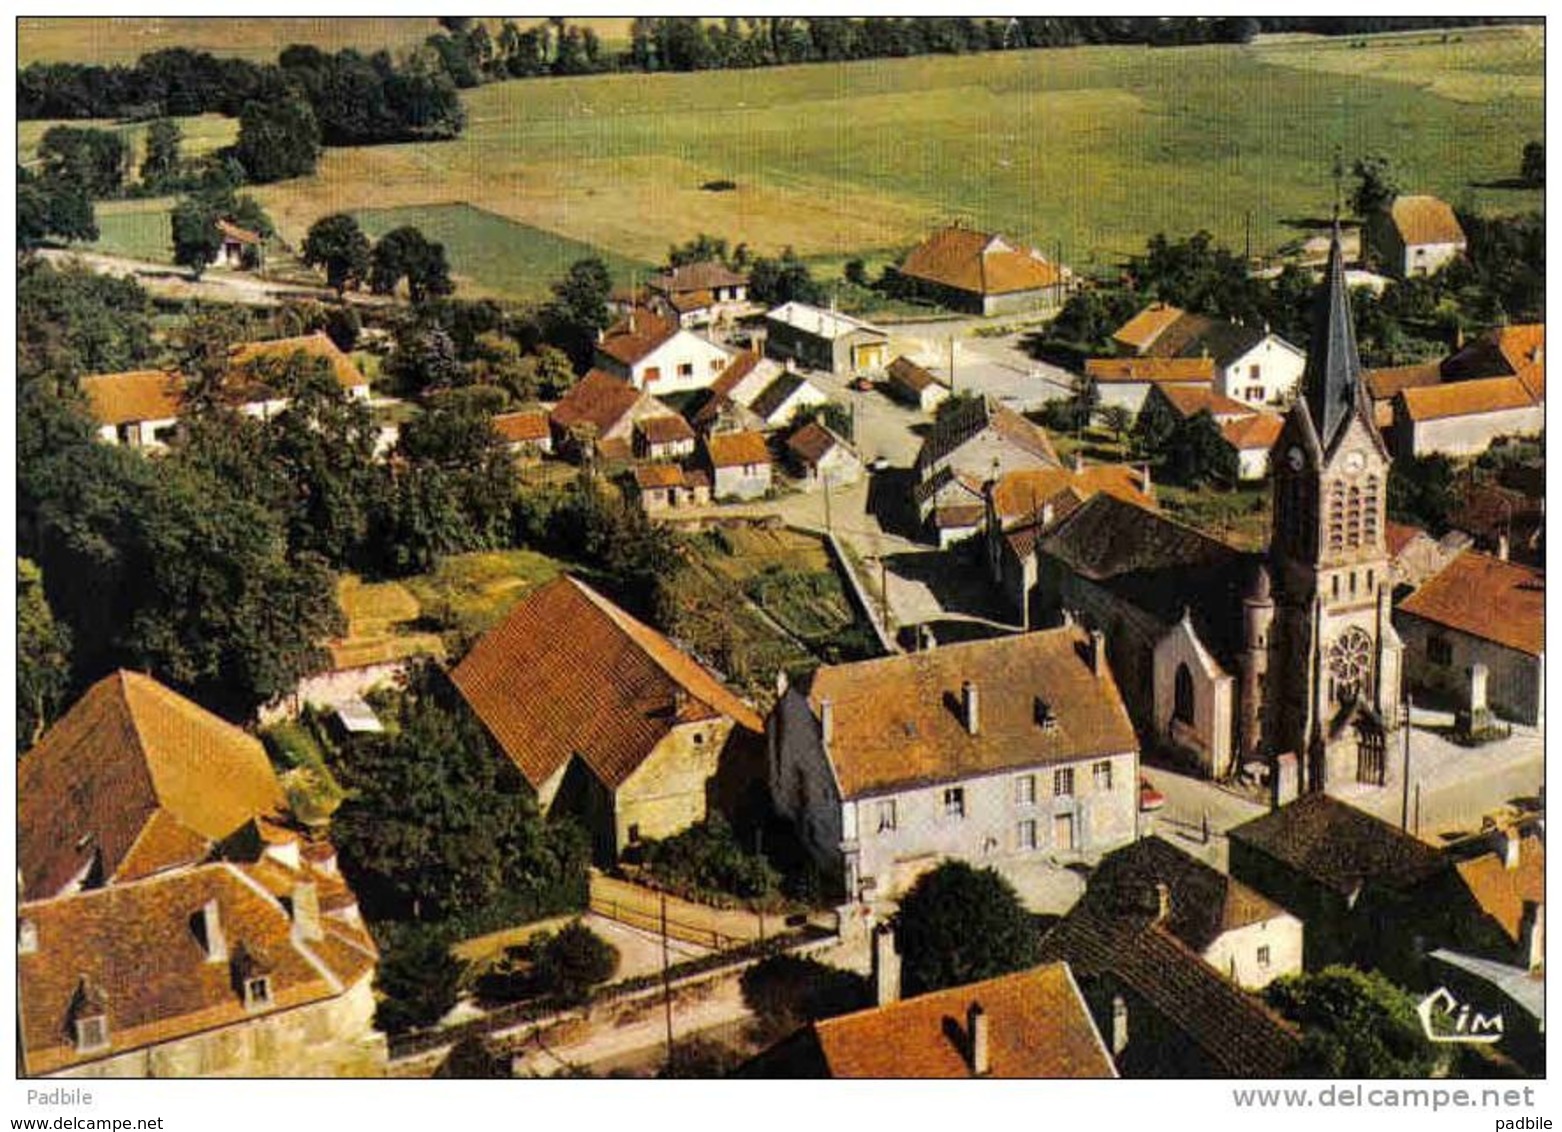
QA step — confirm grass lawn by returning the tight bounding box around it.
[83,201,174,261]
[353,203,652,302]
[242,26,1538,279]
[400,548,565,642]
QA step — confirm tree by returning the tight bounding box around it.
[739,954,869,1042]
[370,225,454,303]
[234,94,321,183]
[1265,967,1444,1078]
[1165,410,1238,486]
[1520,140,1544,187]
[1350,154,1400,219]
[543,256,614,369]
[140,118,182,188]
[1388,452,1457,534]
[18,166,97,251]
[748,247,825,306]
[1099,403,1132,447]
[372,925,463,1034]
[892,862,1040,996]
[666,232,731,268]
[301,213,372,295]
[531,921,620,1003]
[18,259,152,381]
[331,663,590,922]
[18,557,72,754]
[170,195,224,278]
[38,126,130,198]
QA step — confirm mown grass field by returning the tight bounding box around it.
[240,25,1540,285]
[354,204,652,301]
[20,113,239,169]
[85,200,174,261]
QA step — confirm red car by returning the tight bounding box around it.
[1138,777,1166,812]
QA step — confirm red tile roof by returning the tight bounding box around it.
[899,226,1064,296]
[229,332,368,393]
[1084,356,1215,384]
[1399,375,1539,422]
[812,963,1115,1078]
[451,576,762,792]
[705,430,771,468]
[1389,195,1467,247]
[492,410,550,444]
[633,464,687,490]
[1220,413,1284,452]
[1455,835,1544,945]
[1157,384,1254,421]
[885,355,944,394]
[785,421,851,466]
[805,625,1137,799]
[18,860,375,1076]
[550,370,646,437]
[650,261,747,294]
[1111,303,1187,353]
[19,671,287,900]
[989,465,1150,526]
[597,309,681,366]
[1385,520,1431,557]
[79,370,187,426]
[215,218,263,245]
[1363,361,1442,401]
[1397,550,1543,656]
[636,414,695,445]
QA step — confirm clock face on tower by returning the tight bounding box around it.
[1343,450,1365,475]
[1286,446,1304,471]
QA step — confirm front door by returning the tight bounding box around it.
[1355,720,1386,786]
[1053,812,1075,853]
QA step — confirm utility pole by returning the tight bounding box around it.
[1401,691,1413,830]
[823,477,832,533]
[660,891,674,1064]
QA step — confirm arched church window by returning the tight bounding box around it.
[1327,483,1345,551]
[1173,663,1195,725]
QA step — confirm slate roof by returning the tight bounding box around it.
[804,625,1138,799]
[1300,227,1366,452]
[1038,493,1256,665]
[808,963,1115,1078]
[451,575,762,792]
[18,860,376,1076]
[1227,793,1448,897]
[1389,195,1467,247]
[1079,836,1290,954]
[19,671,287,900]
[915,395,1059,474]
[1397,550,1543,656]
[898,226,1064,297]
[706,430,772,469]
[229,332,368,394]
[1038,901,1302,1078]
[749,373,807,421]
[79,370,187,426]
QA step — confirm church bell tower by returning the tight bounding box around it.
[1266,223,1403,792]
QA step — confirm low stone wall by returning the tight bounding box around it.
[818,531,898,655]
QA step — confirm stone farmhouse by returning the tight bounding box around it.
[645,260,751,328]
[1395,550,1544,727]
[767,626,1140,907]
[451,575,764,863]
[17,671,383,1078]
[1077,836,1303,990]
[913,394,1061,546]
[549,369,682,464]
[595,308,732,394]
[1087,355,1214,413]
[895,224,1071,315]
[630,463,710,517]
[1368,194,1467,279]
[1393,373,1543,458]
[703,430,774,500]
[689,351,786,435]
[786,421,863,490]
[491,409,552,457]
[1110,302,1306,409]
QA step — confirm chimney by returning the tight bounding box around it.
[1502,828,1521,871]
[1088,628,1106,676]
[961,680,980,736]
[967,1003,991,1076]
[291,881,322,942]
[1469,663,1490,717]
[819,698,834,749]
[1139,461,1153,499]
[872,923,901,1006]
[1153,882,1171,923]
[199,899,227,963]
[1497,531,1510,561]
[1520,900,1544,971]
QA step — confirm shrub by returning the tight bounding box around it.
[640,816,781,903]
[700,179,738,192]
[373,924,463,1034]
[531,921,620,1003]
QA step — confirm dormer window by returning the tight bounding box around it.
[74,1014,108,1053]
[243,976,272,1010]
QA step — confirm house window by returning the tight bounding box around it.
[876,799,897,833]
[1257,945,1271,969]
[244,976,272,1010]
[1017,820,1038,850]
[710,358,724,373]
[1015,774,1036,806]
[1053,768,1074,798]
[1332,575,1340,599]
[1093,761,1114,791]
[74,1015,108,1053]
[1249,364,1261,379]
[628,824,641,844]
[678,362,694,378]
[1173,663,1195,725]
[943,787,965,818]
[1428,636,1453,666]
[644,366,661,382]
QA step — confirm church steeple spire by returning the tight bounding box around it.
[1302,222,1364,452]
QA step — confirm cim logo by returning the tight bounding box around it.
[1417,986,1504,1044]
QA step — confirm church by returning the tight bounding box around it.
[1003,226,1402,792]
